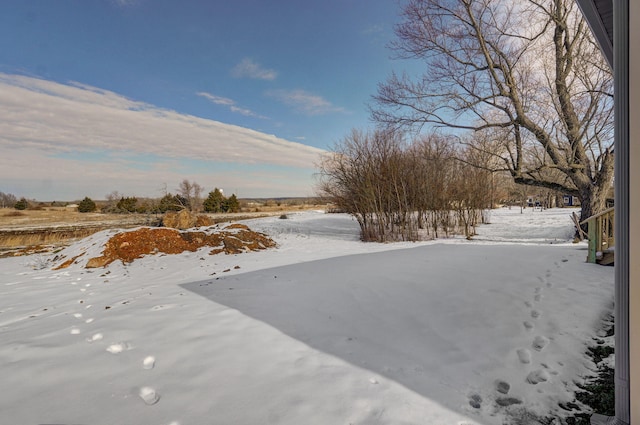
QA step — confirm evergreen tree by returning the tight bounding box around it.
[223,194,240,213]
[116,197,138,213]
[14,198,28,210]
[77,197,96,213]
[157,193,183,213]
[203,188,225,213]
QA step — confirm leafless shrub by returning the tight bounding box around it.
[317,130,494,242]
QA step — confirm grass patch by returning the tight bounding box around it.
[3,211,26,217]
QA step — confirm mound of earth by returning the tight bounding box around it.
[53,223,276,269]
[162,209,213,230]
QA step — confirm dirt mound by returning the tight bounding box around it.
[162,210,213,229]
[52,224,275,269]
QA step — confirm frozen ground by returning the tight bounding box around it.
[0,207,614,425]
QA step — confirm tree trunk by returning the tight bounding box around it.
[577,184,608,235]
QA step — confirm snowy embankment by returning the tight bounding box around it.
[0,208,613,425]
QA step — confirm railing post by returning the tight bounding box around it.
[588,219,597,263]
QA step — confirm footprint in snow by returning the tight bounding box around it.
[87,333,103,343]
[138,386,160,405]
[143,356,156,370]
[524,301,532,308]
[532,336,550,351]
[106,342,133,354]
[523,321,535,331]
[534,293,543,302]
[517,348,532,364]
[495,397,523,407]
[468,393,482,409]
[494,380,510,395]
[534,287,542,294]
[531,310,541,319]
[526,369,550,385]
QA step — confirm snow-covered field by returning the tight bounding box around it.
[0,208,613,425]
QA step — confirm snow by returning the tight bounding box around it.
[0,207,614,425]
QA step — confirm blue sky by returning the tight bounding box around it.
[0,0,407,200]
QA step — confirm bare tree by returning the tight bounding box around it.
[102,191,122,213]
[0,192,17,209]
[177,180,203,212]
[373,0,614,223]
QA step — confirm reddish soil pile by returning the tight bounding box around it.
[73,224,275,268]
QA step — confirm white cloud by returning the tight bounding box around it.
[196,91,266,118]
[110,0,142,9]
[0,74,325,199]
[267,89,347,116]
[196,92,235,106]
[231,58,278,81]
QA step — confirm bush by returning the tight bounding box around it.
[279,214,288,219]
[14,198,29,210]
[157,194,184,213]
[78,197,97,213]
[116,197,138,213]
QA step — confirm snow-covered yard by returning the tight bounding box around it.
[0,208,613,425]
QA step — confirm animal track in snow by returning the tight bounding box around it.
[530,310,541,319]
[532,336,550,351]
[517,348,532,364]
[523,321,534,330]
[526,369,550,385]
[524,301,532,308]
[534,294,543,302]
